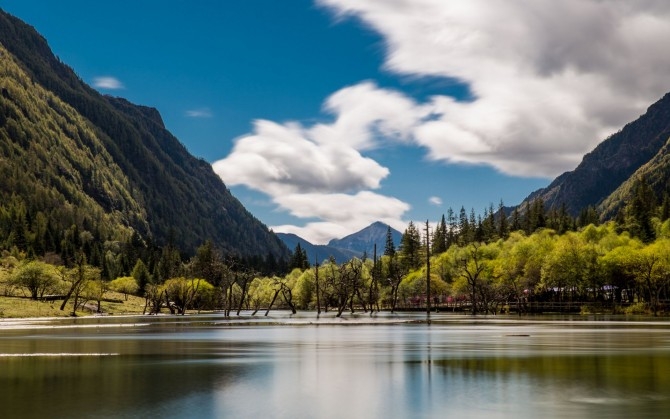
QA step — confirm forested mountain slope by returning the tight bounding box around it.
[0,9,288,263]
[599,136,670,218]
[522,93,670,216]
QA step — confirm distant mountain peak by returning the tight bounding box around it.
[278,222,402,264]
[328,222,402,256]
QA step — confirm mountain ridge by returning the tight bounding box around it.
[279,222,403,264]
[521,92,670,217]
[276,233,358,265]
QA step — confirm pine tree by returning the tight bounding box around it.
[458,206,470,245]
[399,221,422,271]
[289,243,310,270]
[431,215,448,255]
[511,207,521,232]
[446,207,457,248]
[131,259,152,292]
[660,192,670,221]
[497,200,508,239]
[384,226,396,257]
[626,177,656,242]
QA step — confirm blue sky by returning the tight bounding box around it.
[4,1,670,244]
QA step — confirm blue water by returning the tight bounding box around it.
[1,312,669,418]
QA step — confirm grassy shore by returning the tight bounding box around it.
[0,291,148,318]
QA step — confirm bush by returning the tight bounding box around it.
[624,302,649,315]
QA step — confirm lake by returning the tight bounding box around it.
[1,312,669,418]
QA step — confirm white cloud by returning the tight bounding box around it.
[429,196,442,206]
[216,0,670,241]
[93,76,124,90]
[317,0,670,177]
[186,108,213,118]
[213,118,390,197]
[272,191,410,244]
[213,82,428,198]
[212,85,418,242]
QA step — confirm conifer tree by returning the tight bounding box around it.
[384,226,396,257]
[458,206,470,245]
[399,221,422,271]
[626,177,656,242]
[497,200,508,239]
[446,207,457,248]
[289,243,310,270]
[431,214,448,255]
[511,207,521,232]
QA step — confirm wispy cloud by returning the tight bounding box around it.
[93,76,124,90]
[186,108,213,118]
[216,0,670,242]
[429,196,442,206]
[318,0,670,177]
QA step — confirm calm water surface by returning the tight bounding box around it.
[1,312,669,418]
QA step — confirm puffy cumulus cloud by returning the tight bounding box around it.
[213,119,389,196]
[213,82,422,242]
[318,0,670,177]
[213,82,427,196]
[93,76,124,90]
[272,191,410,244]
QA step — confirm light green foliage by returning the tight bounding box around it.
[293,269,316,310]
[398,268,449,307]
[161,277,213,315]
[247,277,275,313]
[82,279,110,312]
[10,260,58,299]
[620,239,670,315]
[110,276,140,300]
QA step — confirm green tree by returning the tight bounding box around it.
[289,243,310,271]
[11,260,58,300]
[110,276,140,300]
[162,277,210,315]
[131,259,152,292]
[82,279,109,313]
[623,239,670,315]
[432,215,448,255]
[497,200,509,239]
[384,226,396,257]
[626,177,657,242]
[399,221,422,271]
[59,254,101,313]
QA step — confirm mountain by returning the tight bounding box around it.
[599,137,670,218]
[0,10,289,263]
[276,233,358,265]
[278,222,402,264]
[328,221,402,258]
[521,92,670,216]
